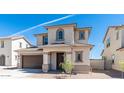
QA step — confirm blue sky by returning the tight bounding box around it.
[1,14,124,59]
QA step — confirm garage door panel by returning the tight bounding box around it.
[22,55,43,69]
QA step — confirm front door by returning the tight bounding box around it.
[57,53,64,70]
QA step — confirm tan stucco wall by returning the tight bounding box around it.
[103,27,124,71]
[35,34,48,46]
[43,46,91,71]
[43,46,71,52]
[0,39,12,66]
[35,24,91,50]
[36,35,43,46]
[0,38,30,66]
[50,52,56,70]
[48,26,75,44]
[36,27,90,46]
[103,27,122,58]
[73,46,90,65]
[90,59,104,70]
[12,38,31,66]
[112,51,124,71]
[18,24,92,73]
[74,30,89,44]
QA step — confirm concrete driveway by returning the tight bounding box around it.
[0,66,122,79]
[0,66,42,79]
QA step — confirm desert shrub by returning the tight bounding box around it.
[61,59,74,74]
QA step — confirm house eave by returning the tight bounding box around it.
[34,33,48,37]
[38,43,94,50]
[44,23,77,29]
[116,47,124,51]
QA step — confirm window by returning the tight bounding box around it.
[15,55,18,60]
[15,55,19,60]
[112,54,115,64]
[56,28,64,41]
[26,44,29,48]
[43,36,48,45]
[116,31,119,40]
[106,37,110,48]
[1,41,4,48]
[75,51,83,62]
[0,55,5,65]
[19,42,22,48]
[79,31,85,40]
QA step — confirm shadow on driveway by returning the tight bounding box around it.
[92,69,122,79]
[18,69,42,74]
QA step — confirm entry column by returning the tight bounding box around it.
[17,54,22,68]
[66,52,72,62]
[42,52,49,72]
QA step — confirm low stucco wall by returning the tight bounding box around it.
[73,65,90,74]
[90,59,104,70]
[112,64,122,71]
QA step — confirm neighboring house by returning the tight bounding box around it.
[17,23,94,73]
[0,36,31,67]
[102,25,124,71]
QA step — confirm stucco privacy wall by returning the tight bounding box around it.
[90,59,104,70]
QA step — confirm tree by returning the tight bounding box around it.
[119,60,124,78]
[61,59,74,74]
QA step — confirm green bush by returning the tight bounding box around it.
[61,59,74,74]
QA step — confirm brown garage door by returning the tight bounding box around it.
[22,55,43,69]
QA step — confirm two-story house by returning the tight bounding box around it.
[17,23,93,73]
[102,25,124,71]
[0,36,31,67]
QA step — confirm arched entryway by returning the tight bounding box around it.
[0,55,5,66]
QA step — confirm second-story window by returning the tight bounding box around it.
[26,44,29,48]
[1,41,4,48]
[106,37,110,48]
[43,36,48,45]
[79,31,85,40]
[19,42,22,48]
[56,28,64,41]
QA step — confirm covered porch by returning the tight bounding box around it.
[41,46,73,72]
[41,44,91,73]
